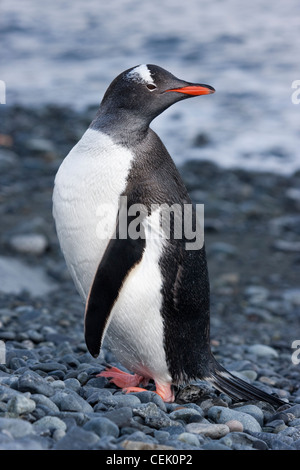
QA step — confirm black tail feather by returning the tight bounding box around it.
[207,358,286,408]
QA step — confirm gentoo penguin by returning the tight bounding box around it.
[53,64,285,406]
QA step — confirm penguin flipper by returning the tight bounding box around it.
[84,220,146,358]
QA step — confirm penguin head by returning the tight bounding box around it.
[99,64,215,125]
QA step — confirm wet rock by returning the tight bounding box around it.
[208,406,261,433]
[17,371,55,397]
[83,417,119,438]
[7,394,36,416]
[186,422,230,439]
[9,233,48,255]
[0,417,35,438]
[0,256,57,296]
[247,344,279,358]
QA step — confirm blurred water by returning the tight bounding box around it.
[1,0,300,173]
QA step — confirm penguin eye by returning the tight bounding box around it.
[146,83,157,91]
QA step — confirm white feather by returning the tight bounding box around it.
[53,128,134,298]
[127,64,155,85]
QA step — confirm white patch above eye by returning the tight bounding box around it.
[127,64,155,85]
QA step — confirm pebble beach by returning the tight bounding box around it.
[0,105,299,451]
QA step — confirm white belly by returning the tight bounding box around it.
[104,209,172,383]
[53,128,134,298]
[53,128,171,383]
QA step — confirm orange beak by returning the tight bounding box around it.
[165,84,215,95]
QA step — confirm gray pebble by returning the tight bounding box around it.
[208,406,261,432]
[112,393,141,408]
[83,417,119,438]
[9,233,48,255]
[54,426,99,450]
[104,407,133,427]
[233,404,264,426]
[17,370,54,397]
[0,417,35,438]
[33,416,67,434]
[177,432,201,447]
[247,344,279,358]
[31,394,60,413]
[169,407,203,422]
[7,394,36,416]
[186,422,230,439]
[283,404,300,419]
[133,391,167,411]
[31,362,67,373]
[219,431,268,450]
[86,376,107,388]
[53,411,86,426]
[51,390,93,413]
[64,378,81,392]
[133,402,174,429]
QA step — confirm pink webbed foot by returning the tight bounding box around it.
[124,381,175,403]
[155,382,175,403]
[98,367,175,403]
[97,366,148,388]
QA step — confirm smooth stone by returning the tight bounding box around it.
[51,380,66,390]
[177,432,201,447]
[31,362,67,373]
[121,440,175,451]
[233,404,264,426]
[53,411,86,426]
[220,432,268,450]
[17,371,54,397]
[132,391,167,412]
[83,417,119,438]
[186,422,230,439]
[238,370,258,381]
[0,384,28,402]
[104,407,133,427]
[64,378,81,392]
[9,233,48,255]
[251,431,295,450]
[31,394,60,413]
[0,256,57,296]
[54,426,99,450]
[0,149,19,170]
[244,286,269,303]
[133,402,174,429]
[282,404,300,419]
[169,407,203,422]
[0,417,34,438]
[51,390,93,413]
[225,420,244,432]
[112,393,141,408]
[208,406,261,433]
[247,344,279,358]
[33,416,67,434]
[27,137,56,153]
[7,394,36,416]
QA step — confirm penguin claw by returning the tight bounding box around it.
[97,366,147,388]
